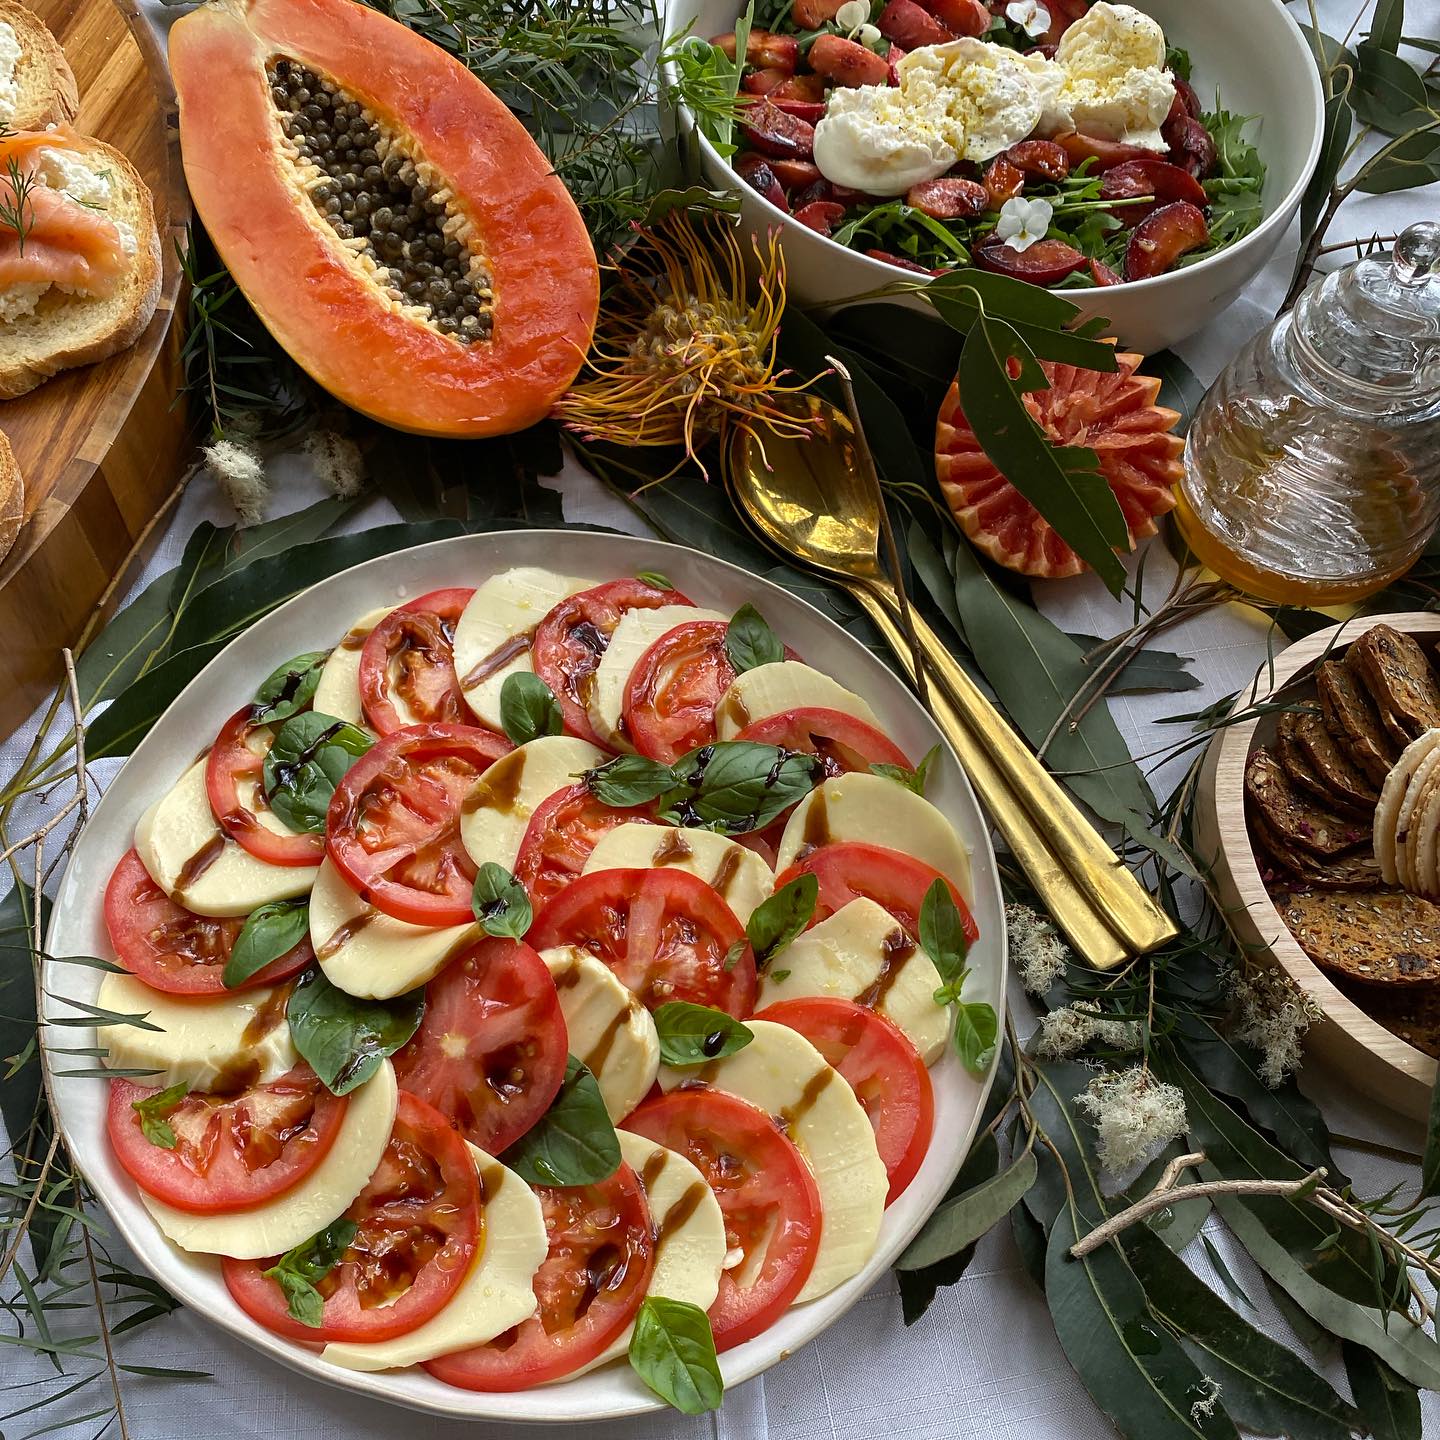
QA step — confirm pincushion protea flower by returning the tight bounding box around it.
[555,213,818,476]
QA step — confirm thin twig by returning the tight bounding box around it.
[63,650,87,828]
[81,1221,128,1440]
[0,1127,59,1289]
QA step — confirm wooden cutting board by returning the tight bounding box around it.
[0,0,189,741]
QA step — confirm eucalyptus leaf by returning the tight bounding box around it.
[724,604,783,673]
[628,1297,723,1414]
[224,899,309,988]
[499,672,563,746]
[1356,128,1440,195]
[471,863,533,939]
[1355,41,1431,135]
[1342,1341,1422,1440]
[745,873,817,968]
[1296,78,1354,282]
[131,1083,188,1150]
[501,1056,619,1186]
[0,881,47,1153]
[896,1147,1036,1269]
[1421,1065,1440,1199]
[659,742,821,834]
[1369,0,1405,53]
[653,1003,752,1066]
[1069,635,1200,695]
[286,969,425,1096]
[262,712,372,834]
[250,652,327,725]
[1146,351,1207,434]
[262,1218,358,1329]
[86,641,229,759]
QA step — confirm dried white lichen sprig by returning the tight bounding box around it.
[1074,1067,1187,1175]
[304,429,365,499]
[1225,965,1321,1088]
[1006,902,1073,995]
[1189,1377,1221,1424]
[1034,1001,1142,1060]
[203,438,269,525]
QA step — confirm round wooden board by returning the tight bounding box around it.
[0,0,189,741]
[1195,613,1440,1122]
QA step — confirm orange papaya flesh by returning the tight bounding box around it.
[170,0,599,437]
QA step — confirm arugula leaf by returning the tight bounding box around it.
[472,863,533,939]
[724,603,784,674]
[660,742,821,834]
[131,1082,188,1149]
[499,672,564,746]
[250,651,327,725]
[286,969,425,1095]
[746,873,818,968]
[224,899,308,989]
[262,712,372,834]
[654,1003,753,1065]
[872,743,940,795]
[919,877,969,988]
[262,1218,358,1328]
[635,570,674,590]
[1164,43,1192,80]
[629,1296,723,1414]
[501,1056,620,1186]
[585,753,678,807]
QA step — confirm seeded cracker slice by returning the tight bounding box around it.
[1278,888,1440,986]
[1316,658,1398,786]
[1352,625,1440,744]
[1249,807,1382,891]
[1293,710,1378,813]
[1374,731,1440,885]
[1341,980,1440,1059]
[1244,747,1370,859]
[1276,711,1371,820]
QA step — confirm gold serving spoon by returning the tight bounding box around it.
[726,393,1177,968]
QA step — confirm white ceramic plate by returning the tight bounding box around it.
[42,529,1006,1423]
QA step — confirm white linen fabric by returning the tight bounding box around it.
[1,0,1436,1432]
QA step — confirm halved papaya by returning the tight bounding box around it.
[170,0,599,437]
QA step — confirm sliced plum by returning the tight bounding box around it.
[792,0,846,26]
[735,153,791,210]
[1124,200,1209,280]
[878,0,952,50]
[808,33,891,88]
[866,248,935,274]
[1100,157,1207,225]
[794,201,847,235]
[1004,139,1069,182]
[921,0,990,36]
[1165,114,1217,179]
[772,73,825,103]
[1054,131,1155,172]
[772,98,826,123]
[740,99,816,160]
[974,236,1089,285]
[1088,258,1122,286]
[905,176,987,219]
[741,66,787,96]
[769,158,825,191]
[711,29,799,73]
[982,155,1025,209]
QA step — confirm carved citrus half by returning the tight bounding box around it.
[934,352,1184,580]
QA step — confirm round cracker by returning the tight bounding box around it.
[1395,733,1440,891]
[1415,755,1440,899]
[1375,730,1440,883]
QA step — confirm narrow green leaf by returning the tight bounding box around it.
[286,969,425,1095]
[1295,82,1354,283]
[653,1003,752,1066]
[628,1297,723,1414]
[1421,1062,1440,1199]
[1369,0,1405,53]
[1068,635,1200,695]
[85,640,229,759]
[896,1148,1037,1269]
[1342,1341,1422,1440]
[1355,41,1431,134]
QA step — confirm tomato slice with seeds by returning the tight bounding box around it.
[756,997,934,1204]
[359,587,475,736]
[205,708,326,866]
[223,1091,481,1342]
[326,721,512,926]
[104,849,312,996]
[393,937,569,1153]
[623,619,736,764]
[511,782,656,909]
[107,1062,345,1213]
[777,841,979,948]
[529,867,756,1016]
[424,1162,654,1389]
[624,1087,820,1351]
[531,577,691,745]
[736,706,912,778]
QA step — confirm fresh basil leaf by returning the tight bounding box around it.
[654,1003,752,1066]
[250,651,327,725]
[722,938,745,971]
[499,672,563,746]
[769,968,790,982]
[262,1218,358,1329]
[262,711,372,834]
[132,1082,188,1149]
[472,862,533,939]
[286,969,425,1096]
[500,1056,620,1186]
[224,899,308,989]
[584,753,677,808]
[629,1296,723,1414]
[953,1002,998,1073]
[724,603,784,674]
[635,570,674,590]
[872,743,940,795]
[919,877,968,987]
[746,873,818,968]
[659,742,821,835]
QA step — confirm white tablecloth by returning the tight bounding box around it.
[4,0,1438,1433]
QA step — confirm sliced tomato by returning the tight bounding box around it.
[223,1092,481,1342]
[108,1063,345,1213]
[359,587,475,736]
[736,706,912,779]
[205,709,325,866]
[424,1162,654,1389]
[756,997,933,1204]
[326,721,512,926]
[777,841,979,948]
[529,867,756,1015]
[625,1087,820,1350]
[511,782,656,909]
[104,849,312,996]
[623,620,735,764]
[393,937,568,1153]
[532,577,691,745]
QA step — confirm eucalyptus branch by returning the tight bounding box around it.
[82,1209,129,1440]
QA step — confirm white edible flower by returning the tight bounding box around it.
[1005,902,1071,995]
[1034,1000,1140,1059]
[304,429,366,499]
[203,439,269,526]
[1005,0,1052,38]
[1225,966,1321,1089]
[855,21,882,48]
[835,0,870,31]
[1074,1066,1187,1175]
[996,196,1052,252]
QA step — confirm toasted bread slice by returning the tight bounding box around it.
[1316,658,1398,786]
[0,427,20,564]
[0,136,161,399]
[1278,888,1440,985]
[1245,746,1370,859]
[1352,625,1440,745]
[1275,711,1372,820]
[1341,979,1440,1060]
[1250,807,1381,891]
[1293,709,1378,814]
[0,0,76,131]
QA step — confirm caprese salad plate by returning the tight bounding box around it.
[41,529,1005,1422]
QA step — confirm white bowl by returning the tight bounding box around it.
[665,0,1324,353]
[42,529,1006,1425]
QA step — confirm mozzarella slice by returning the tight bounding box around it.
[776,771,973,903]
[323,1145,545,1372]
[141,1060,398,1258]
[660,1020,885,1303]
[311,859,476,1001]
[458,735,606,875]
[96,971,297,1091]
[312,606,393,726]
[453,568,595,732]
[583,823,773,925]
[574,1131,726,1375]
[541,947,659,1122]
[587,604,728,751]
[135,759,317,917]
[758,897,949,1065]
[714,661,880,739]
